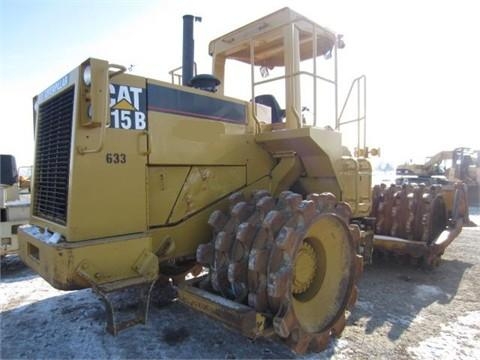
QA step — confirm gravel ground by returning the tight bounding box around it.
[1,214,479,359]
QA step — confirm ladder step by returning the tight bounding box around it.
[91,278,156,335]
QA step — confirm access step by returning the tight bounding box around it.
[177,278,268,339]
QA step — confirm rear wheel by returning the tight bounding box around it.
[371,184,449,267]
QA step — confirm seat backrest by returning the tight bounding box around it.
[254,95,285,123]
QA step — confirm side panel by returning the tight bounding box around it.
[146,80,274,186]
[67,75,148,241]
[256,127,343,197]
[148,166,190,226]
[338,158,359,214]
[337,157,372,217]
[148,165,248,226]
[68,129,148,240]
[169,166,246,223]
[357,158,372,216]
[256,127,372,216]
[150,176,272,259]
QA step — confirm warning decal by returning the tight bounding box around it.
[109,84,147,130]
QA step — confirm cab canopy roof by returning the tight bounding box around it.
[208,7,337,67]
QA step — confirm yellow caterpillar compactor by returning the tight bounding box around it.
[18,8,467,353]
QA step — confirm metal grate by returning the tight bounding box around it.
[33,86,74,225]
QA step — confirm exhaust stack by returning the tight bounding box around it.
[182,15,202,86]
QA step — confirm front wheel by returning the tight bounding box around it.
[197,190,362,353]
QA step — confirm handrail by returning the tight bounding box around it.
[244,18,343,132]
[78,63,121,155]
[337,116,366,126]
[337,75,365,126]
[108,64,127,79]
[250,40,262,134]
[244,19,366,140]
[253,71,335,87]
[168,63,198,85]
[337,75,367,153]
[292,107,302,128]
[252,69,336,131]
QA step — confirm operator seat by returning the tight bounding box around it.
[254,95,285,123]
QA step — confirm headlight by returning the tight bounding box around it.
[83,65,92,86]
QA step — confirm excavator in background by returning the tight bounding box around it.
[16,8,468,354]
[1,155,31,258]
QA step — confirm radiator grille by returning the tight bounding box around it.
[33,87,74,225]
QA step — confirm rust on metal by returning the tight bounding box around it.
[88,277,156,335]
[196,190,361,353]
[177,278,266,339]
[371,182,466,268]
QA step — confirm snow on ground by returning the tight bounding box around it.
[407,311,480,360]
[1,226,480,359]
[469,206,480,225]
[413,284,445,302]
[1,273,113,359]
[1,275,66,310]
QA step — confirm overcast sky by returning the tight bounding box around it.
[1,0,479,167]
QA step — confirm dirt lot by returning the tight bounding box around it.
[1,215,479,359]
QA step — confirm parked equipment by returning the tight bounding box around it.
[1,155,31,258]
[396,147,479,207]
[18,8,466,353]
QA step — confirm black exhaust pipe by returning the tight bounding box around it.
[182,15,201,86]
